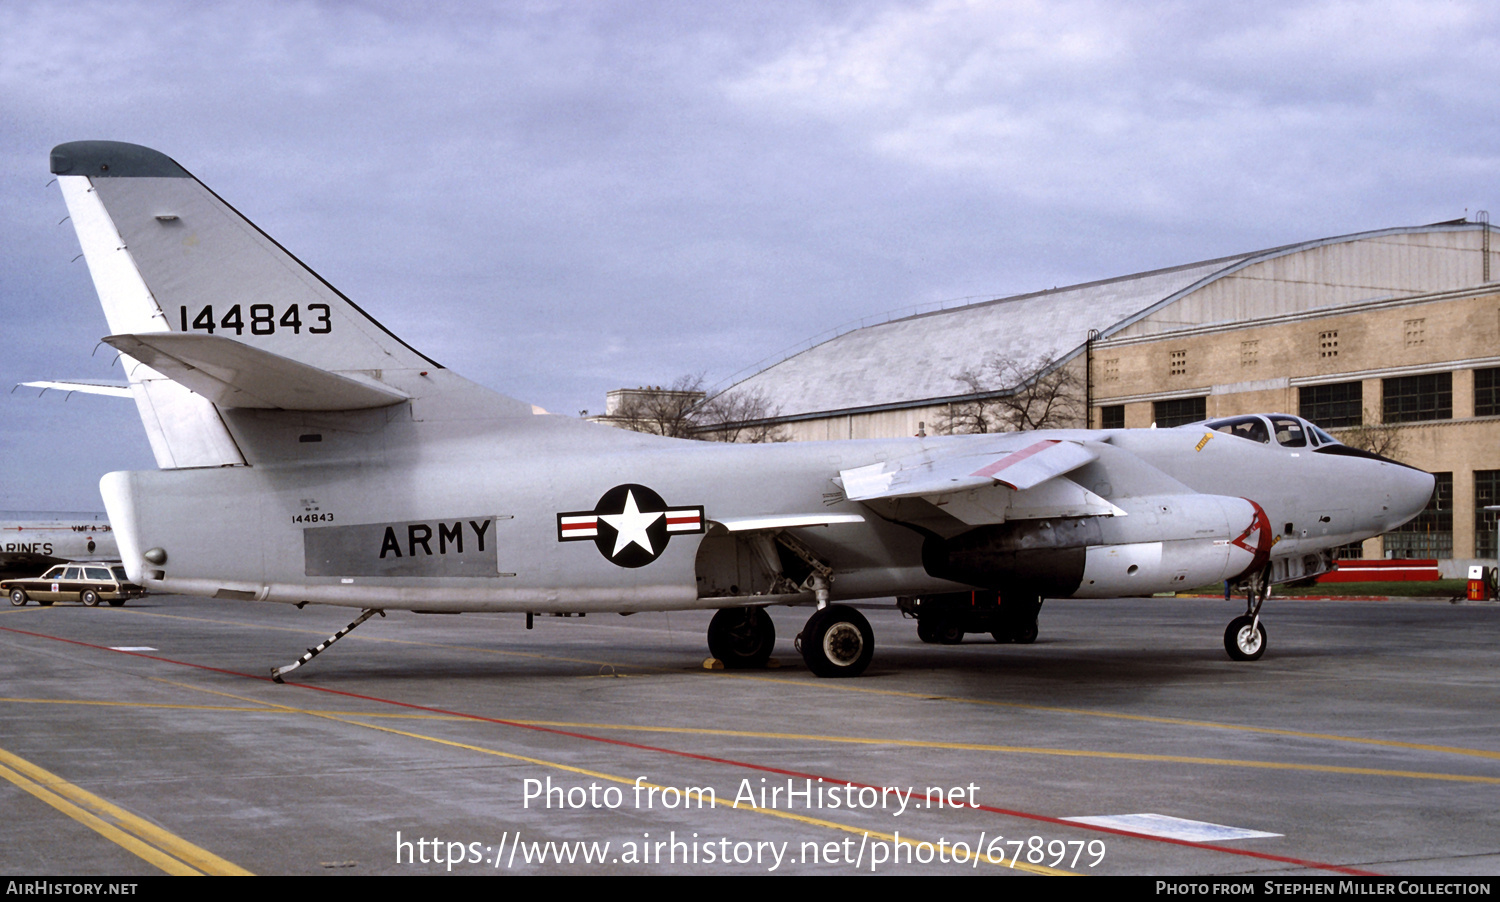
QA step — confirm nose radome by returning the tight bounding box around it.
[1384,465,1435,532]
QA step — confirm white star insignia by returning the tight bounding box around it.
[598,490,663,558]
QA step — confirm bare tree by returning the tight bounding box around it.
[937,354,1085,434]
[694,386,790,443]
[1335,410,1404,459]
[605,375,789,443]
[604,375,706,438]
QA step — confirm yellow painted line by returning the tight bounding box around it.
[108,606,1500,761]
[153,677,1068,875]
[0,696,472,721]
[712,672,1500,762]
[0,746,251,876]
[488,720,1500,785]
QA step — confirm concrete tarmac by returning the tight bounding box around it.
[2,593,1497,876]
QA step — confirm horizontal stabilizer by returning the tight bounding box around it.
[103,333,409,411]
[841,437,1098,502]
[19,380,132,399]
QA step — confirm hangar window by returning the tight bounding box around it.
[1334,540,1365,560]
[1476,471,1500,559]
[1100,405,1124,429]
[1475,368,1500,417]
[1299,381,1362,429]
[1168,350,1187,376]
[1383,373,1452,423]
[1318,331,1338,358]
[1384,472,1451,559]
[1153,397,1205,428]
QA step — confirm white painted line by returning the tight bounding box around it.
[109,646,158,652]
[1062,812,1281,841]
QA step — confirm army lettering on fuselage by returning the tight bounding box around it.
[304,517,499,578]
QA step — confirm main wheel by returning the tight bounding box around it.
[81,589,101,607]
[799,605,874,678]
[1224,615,1267,661]
[9,589,26,607]
[707,606,776,669]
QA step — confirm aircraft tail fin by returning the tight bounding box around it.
[51,141,529,468]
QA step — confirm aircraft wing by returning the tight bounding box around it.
[103,333,409,411]
[841,437,1098,500]
[841,436,1119,529]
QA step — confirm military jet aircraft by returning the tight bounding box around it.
[0,511,116,572]
[42,141,1434,680]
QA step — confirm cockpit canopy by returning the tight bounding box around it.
[1193,413,1339,449]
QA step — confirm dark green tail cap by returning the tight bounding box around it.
[50,141,189,178]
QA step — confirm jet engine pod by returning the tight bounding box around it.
[1074,494,1270,598]
[920,517,1104,595]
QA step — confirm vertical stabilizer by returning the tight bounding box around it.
[51,141,533,469]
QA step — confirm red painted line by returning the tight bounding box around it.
[969,440,1057,480]
[0,622,1379,876]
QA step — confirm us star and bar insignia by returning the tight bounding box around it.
[557,483,705,568]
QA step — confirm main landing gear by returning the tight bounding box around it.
[706,606,777,669]
[705,602,876,677]
[898,590,1042,646]
[1224,570,1269,662]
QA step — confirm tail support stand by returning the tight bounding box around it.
[271,608,385,683]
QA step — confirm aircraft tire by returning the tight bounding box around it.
[935,619,965,645]
[9,589,26,606]
[800,605,874,678]
[1224,615,1266,661]
[707,606,776,669]
[81,589,101,607]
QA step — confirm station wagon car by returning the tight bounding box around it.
[4,563,147,607]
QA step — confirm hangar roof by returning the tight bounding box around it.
[725,222,1491,420]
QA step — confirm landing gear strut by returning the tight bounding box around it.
[1224,570,1269,661]
[706,606,776,669]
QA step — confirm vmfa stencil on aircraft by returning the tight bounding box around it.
[43,141,1434,680]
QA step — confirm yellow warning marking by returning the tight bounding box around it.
[0,746,251,876]
[1195,433,1212,452]
[153,678,1070,875]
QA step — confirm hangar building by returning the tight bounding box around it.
[720,221,1500,571]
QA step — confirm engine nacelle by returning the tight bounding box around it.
[921,494,1271,598]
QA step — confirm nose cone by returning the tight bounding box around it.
[1383,463,1436,532]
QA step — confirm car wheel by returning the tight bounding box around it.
[9,589,26,607]
[81,589,101,607]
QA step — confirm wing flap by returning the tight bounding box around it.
[103,333,409,411]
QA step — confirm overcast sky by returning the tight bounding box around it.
[3,0,1499,510]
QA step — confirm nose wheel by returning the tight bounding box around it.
[1224,569,1269,662]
